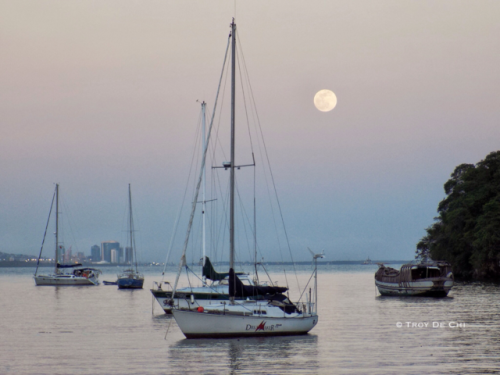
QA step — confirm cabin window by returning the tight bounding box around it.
[411,268,427,280]
[428,268,441,278]
[411,267,442,280]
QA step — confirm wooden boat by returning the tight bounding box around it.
[375,258,453,297]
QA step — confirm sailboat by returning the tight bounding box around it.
[170,20,319,338]
[34,184,101,286]
[151,101,273,313]
[116,184,144,289]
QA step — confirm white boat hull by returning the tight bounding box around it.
[172,309,318,338]
[375,279,453,297]
[34,275,99,286]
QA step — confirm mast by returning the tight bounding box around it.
[128,183,137,271]
[229,19,236,302]
[54,183,59,274]
[202,101,207,268]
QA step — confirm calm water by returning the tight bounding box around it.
[1,264,499,374]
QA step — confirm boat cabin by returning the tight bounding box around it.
[411,266,442,280]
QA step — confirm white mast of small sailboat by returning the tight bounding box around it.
[229,19,236,304]
[128,183,138,271]
[201,101,207,267]
[54,183,59,274]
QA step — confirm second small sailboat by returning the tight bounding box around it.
[116,184,144,289]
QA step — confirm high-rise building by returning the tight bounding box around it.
[63,246,72,263]
[101,241,120,263]
[125,246,133,264]
[111,249,117,263]
[91,245,100,262]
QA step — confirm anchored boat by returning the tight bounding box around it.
[116,184,144,289]
[375,258,453,297]
[34,184,101,286]
[169,19,319,338]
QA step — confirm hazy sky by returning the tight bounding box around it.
[1,1,499,263]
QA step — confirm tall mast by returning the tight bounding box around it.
[201,101,207,267]
[229,20,236,294]
[54,184,59,274]
[128,183,136,271]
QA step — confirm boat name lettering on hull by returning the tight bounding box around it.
[246,321,279,332]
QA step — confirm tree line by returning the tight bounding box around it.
[416,150,500,280]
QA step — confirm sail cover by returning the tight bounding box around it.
[202,257,228,281]
[229,268,288,298]
[202,257,245,281]
[57,263,82,268]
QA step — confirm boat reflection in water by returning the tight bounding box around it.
[375,258,454,297]
[168,334,319,373]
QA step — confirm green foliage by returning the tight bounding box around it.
[416,151,500,280]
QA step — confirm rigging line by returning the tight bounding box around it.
[34,187,57,275]
[235,37,259,267]
[190,208,204,268]
[236,34,286,267]
[235,34,255,154]
[185,265,226,294]
[211,56,230,166]
[60,195,79,255]
[185,264,193,292]
[171,33,232,300]
[297,269,315,303]
[260,261,274,287]
[239,47,301,294]
[189,110,204,206]
[159,105,204,281]
[234,178,255,262]
[212,175,230,264]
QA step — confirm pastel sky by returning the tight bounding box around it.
[1,1,499,263]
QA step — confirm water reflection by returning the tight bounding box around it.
[168,335,318,374]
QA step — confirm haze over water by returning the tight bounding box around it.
[2,265,499,374]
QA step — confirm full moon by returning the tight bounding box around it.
[314,89,337,112]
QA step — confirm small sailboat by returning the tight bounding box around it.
[375,257,453,297]
[34,184,101,286]
[170,20,319,338]
[116,184,144,289]
[363,257,372,265]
